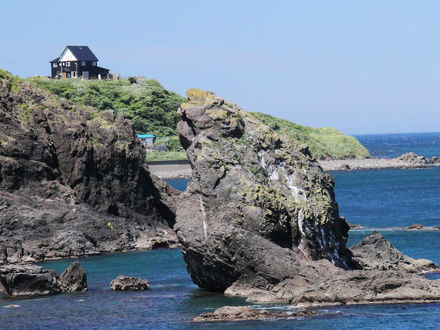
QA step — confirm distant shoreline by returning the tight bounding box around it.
[149,154,440,180]
[320,157,440,171]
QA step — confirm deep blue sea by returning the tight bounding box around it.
[2,133,440,329]
[355,132,440,158]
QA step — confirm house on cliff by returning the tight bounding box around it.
[50,46,110,79]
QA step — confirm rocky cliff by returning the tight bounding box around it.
[176,89,440,306]
[0,70,178,263]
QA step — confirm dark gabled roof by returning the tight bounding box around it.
[50,57,60,63]
[96,66,110,73]
[62,46,99,61]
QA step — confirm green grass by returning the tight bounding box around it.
[251,112,370,160]
[27,76,186,139]
[146,151,188,162]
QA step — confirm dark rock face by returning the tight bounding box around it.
[0,74,179,263]
[351,231,437,273]
[193,306,316,322]
[110,275,150,291]
[176,89,440,306]
[0,264,60,296]
[58,261,87,292]
[0,261,87,297]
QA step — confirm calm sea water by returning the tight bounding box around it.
[2,133,440,329]
[355,132,440,158]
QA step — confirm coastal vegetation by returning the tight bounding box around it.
[28,76,186,138]
[251,112,370,159]
[27,75,369,160]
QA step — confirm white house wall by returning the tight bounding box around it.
[59,48,77,62]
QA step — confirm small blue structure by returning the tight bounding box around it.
[137,134,156,146]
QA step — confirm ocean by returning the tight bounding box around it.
[2,132,440,329]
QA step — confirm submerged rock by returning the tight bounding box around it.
[175,89,440,307]
[110,275,150,291]
[193,306,315,322]
[0,72,179,263]
[58,261,87,292]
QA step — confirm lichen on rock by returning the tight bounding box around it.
[176,89,356,289]
[175,89,440,306]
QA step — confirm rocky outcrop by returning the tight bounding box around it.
[0,262,86,296]
[398,152,431,165]
[175,89,440,307]
[110,275,150,291]
[351,231,438,273]
[0,71,179,263]
[193,306,316,322]
[0,264,60,296]
[58,261,87,292]
[176,89,357,290]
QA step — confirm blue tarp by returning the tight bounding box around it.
[137,134,155,138]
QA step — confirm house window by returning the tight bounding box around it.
[66,62,70,67]
[53,63,58,68]
[81,61,86,66]
[92,61,97,66]
[72,71,77,78]
[82,71,89,79]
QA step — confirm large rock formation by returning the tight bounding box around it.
[175,89,440,306]
[0,71,178,263]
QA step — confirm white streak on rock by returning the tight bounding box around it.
[199,195,208,240]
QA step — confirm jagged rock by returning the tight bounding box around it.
[110,275,150,291]
[351,231,438,273]
[0,264,60,296]
[193,306,316,322]
[175,89,440,307]
[0,72,179,263]
[58,261,87,292]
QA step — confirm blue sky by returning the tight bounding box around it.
[1,1,439,134]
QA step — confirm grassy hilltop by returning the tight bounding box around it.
[27,76,369,161]
[251,112,370,160]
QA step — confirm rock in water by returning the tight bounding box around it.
[193,306,315,322]
[176,89,356,291]
[110,275,150,291]
[0,262,88,296]
[58,261,87,292]
[176,89,440,306]
[0,71,179,263]
[351,231,438,273]
[0,264,60,296]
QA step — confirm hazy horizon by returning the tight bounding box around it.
[1,1,439,135]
